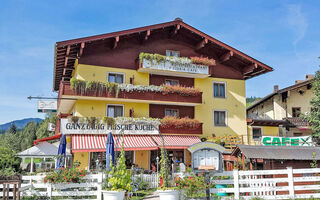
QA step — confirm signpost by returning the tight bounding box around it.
[261,136,313,146]
[188,142,225,200]
[37,100,57,113]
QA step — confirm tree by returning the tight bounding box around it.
[0,146,21,175]
[21,122,38,150]
[305,67,320,144]
[7,123,17,134]
[36,114,57,139]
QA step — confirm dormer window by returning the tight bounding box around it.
[166,50,180,57]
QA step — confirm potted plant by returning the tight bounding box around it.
[157,147,179,200]
[101,145,132,200]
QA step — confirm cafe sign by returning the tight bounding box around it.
[60,118,159,135]
[188,142,225,172]
[261,136,313,146]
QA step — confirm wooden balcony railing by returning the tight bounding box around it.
[59,81,202,104]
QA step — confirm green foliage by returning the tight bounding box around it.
[43,162,87,184]
[7,123,17,134]
[158,147,170,189]
[36,114,57,139]
[305,68,320,144]
[0,146,20,174]
[175,173,207,198]
[311,152,318,168]
[21,122,39,150]
[104,141,133,191]
[102,116,116,126]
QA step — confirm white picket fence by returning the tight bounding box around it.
[211,167,320,199]
[19,173,103,199]
[3,168,320,199]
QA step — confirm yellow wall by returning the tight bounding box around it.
[135,150,150,170]
[74,64,149,86]
[74,99,149,118]
[73,152,89,170]
[195,78,247,140]
[287,86,314,117]
[247,126,279,145]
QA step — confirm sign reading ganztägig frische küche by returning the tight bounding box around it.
[261,136,313,146]
[60,118,159,135]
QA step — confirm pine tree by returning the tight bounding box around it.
[306,66,320,144]
[8,123,17,134]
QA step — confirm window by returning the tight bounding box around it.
[213,110,226,126]
[165,79,179,86]
[292,107,301,117]
[108,72,124,84]
[252,127,262,140]
[107,105,124,118]
[213,82,226,98]
[166,50,180,57]
[165,109,179,117]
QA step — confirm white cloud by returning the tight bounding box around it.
[286,4,308,48]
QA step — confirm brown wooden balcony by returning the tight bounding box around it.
[59,81,202,105]
[159,123,203,135]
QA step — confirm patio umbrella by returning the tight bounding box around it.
[56,134,66,169]
[106,132,115,170]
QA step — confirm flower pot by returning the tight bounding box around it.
[101,190,125,200]
[178,189,185,200]
[158,190,179,200]
[216,184,228,196]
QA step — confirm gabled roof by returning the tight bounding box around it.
[17,142,71,157]
[53,18,273,91]
[232,144,320,160]
[247,79,313,111]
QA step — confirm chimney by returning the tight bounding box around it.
[273,85,279,93]
[306,74,314,80]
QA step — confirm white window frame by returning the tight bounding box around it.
[165,108,179,117]
[165,79,179,86]
[213,109,227,127]
[166,50,180,57]
[251,126,263,141]
[106,104,125,117]
[213,81,227,99]
[107,72,125,84]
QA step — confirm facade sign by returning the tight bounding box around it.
[188,142,225,172]
[37,100,57,113]
[60,118,159,135]
[142,59,209,75]
[261,136,313,146]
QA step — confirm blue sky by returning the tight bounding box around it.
[0,0,319,124]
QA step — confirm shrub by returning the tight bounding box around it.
[43,162,87,184]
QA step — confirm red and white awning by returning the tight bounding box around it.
[152,135,201,149]
[72,134,158,152]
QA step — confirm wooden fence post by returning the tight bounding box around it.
[233,169,240,199]
[47,184,52,198]
[97,172,103,200]
[287,167,294,199]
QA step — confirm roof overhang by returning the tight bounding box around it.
[53,19,273,91]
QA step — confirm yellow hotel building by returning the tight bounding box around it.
[51,18,273,170]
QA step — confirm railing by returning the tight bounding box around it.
[208,135,244,151]
[211,167,320,199]
[159,123,203,135]
[59,81,202,104]
[19,173,103,200]
[6,168,320,199]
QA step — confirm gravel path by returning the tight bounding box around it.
[143,191,159,200]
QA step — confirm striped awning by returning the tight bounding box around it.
[72,134,158,152]
[152,135,201,149]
